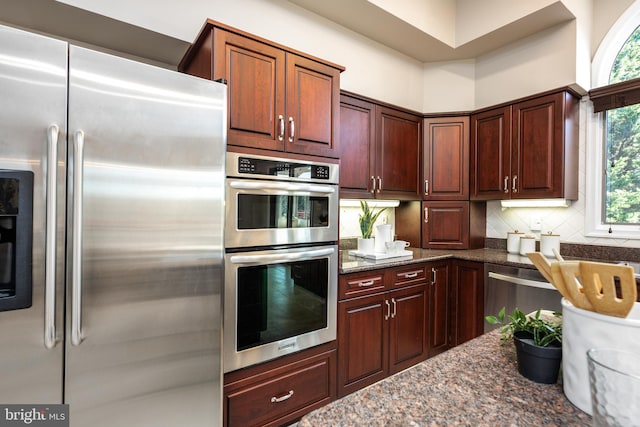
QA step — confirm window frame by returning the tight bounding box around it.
[586,2,640,239]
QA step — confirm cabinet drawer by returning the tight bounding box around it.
[226,355,332,427]
[339,270,386,299]
[391,264,427,288]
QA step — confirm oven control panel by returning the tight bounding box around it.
[230,153,338,184]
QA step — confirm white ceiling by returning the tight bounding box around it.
[287,0,576,62]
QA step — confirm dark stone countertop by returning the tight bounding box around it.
[299,328,592,427]
[340,247,538,274]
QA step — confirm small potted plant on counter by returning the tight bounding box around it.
[357,200,386,254]
[486,307,562,384]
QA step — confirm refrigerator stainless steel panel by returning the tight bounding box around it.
[0,24,67,404]
[66,46,225,426]
[0,22,224,426]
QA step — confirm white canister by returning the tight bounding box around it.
[507,231,524,254]
[540,232,560,258]
[518,235,536,256]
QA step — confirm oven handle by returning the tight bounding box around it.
[230,247,335,265]
[488,271,556,291]
[229,180,335,194]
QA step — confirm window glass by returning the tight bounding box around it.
[603,25,640,225]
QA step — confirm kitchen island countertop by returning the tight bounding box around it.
[299,328,591,426]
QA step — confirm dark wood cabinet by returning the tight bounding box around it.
[451,260,484,347]
[339,92,422,199]
[471,90,579,200]
[339,94,376,198]
[427,261,450,357]
[179,20,343,158]
[423,116,469,200]
[223,342,336,427]
[421,201,486,249]
[337,265,428,397]
[376,106,422,200]
[470,106,511,199]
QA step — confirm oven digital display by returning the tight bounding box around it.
[238,157,330,180]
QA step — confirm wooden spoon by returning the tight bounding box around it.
[527,252,572,302]
[579,261,637,318]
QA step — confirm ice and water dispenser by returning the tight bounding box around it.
[0,170,33,311]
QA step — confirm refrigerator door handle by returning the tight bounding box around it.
[71,130,85,346]
[44,124,59,349]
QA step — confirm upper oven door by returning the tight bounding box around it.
[225,178,338,249]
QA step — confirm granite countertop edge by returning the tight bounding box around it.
[340,247,537,274]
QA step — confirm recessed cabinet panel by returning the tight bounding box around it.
[339,95,375,196]
[286,54,340,157]
[377,107,421,199]
[513,93,565,198]
[423,117,469,200]
[214,28,285,151]
[470,107,511,199]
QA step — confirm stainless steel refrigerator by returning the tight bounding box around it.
[0,23,225,426]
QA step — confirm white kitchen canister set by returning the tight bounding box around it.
[507,231,560,257]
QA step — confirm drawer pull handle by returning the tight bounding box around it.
[271,390,294,403]
[403,272,419,279]
[503,176,509,193]
[358,279,376,287]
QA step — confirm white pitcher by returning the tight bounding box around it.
[375,224,393,253]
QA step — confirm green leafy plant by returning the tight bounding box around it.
[485,307,562,347]
[358,200,387,239]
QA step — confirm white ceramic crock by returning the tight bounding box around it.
[562,298,640,414]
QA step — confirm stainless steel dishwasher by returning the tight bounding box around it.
[484,263,562,332]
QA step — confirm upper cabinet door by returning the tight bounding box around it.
[512,92,567,199]
[339,94,376,198]
[470,106,512,200]
[423,117,469,200]
[285,54,340,157]
[213,28,286,151]
[376,106,422,200]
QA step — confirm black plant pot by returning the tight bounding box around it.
[513,331,562,384]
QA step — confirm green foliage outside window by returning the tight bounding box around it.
[604,25,640,224]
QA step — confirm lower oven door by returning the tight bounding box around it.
[224,244,338,372]
[484,263,562,333]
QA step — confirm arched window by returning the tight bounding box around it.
[586,3,640,239]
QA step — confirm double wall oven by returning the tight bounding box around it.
[224,152,339,372]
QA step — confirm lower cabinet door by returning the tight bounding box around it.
[388,284,428,374]
[428,261,451,357]
[337,292,389,397]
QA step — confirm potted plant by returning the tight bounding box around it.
[357,201,387,253]
[486,307,562,384]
